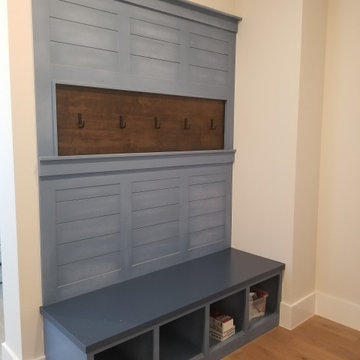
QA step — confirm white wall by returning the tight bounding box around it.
[0,0,23,357]
[0,0,44,358]
[316,0,360,331]
[232,0,328,329]
[232,0,302,304]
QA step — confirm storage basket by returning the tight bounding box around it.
[249,289,268,320]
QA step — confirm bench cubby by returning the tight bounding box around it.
[160,308,205,360]
[209,289,246,349]
[94,330,154,360]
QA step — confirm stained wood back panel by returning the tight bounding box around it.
[56,84,225,155]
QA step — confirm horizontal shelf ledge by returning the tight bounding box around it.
[39,150,236,177]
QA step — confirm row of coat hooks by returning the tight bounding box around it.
[77,113,218,130]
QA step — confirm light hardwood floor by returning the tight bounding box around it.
[224,316,360,360]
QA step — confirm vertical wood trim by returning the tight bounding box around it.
[33,0,54,155]
[179,171,189,258]
[224,33,236,150]
[203,304,210,356]
[225,166,232,247]
[51,81,59,155]
[244,287,250,331]
[153,326,160,360]
[117,2,131,74]
[40,180,58,304]
[120,177,132,275]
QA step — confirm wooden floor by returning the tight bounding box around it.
[224,316,360,360]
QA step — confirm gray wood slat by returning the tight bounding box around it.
[130,18,180,44]
[57,0,117,13]
[189,196,225,217]
[130,55,179,80]
[57,214,121,244]
[50,17,118,52]
[132,177,179,193]
[189,32,228,55]
[189,173,225,185]
[58,251,122,286]
[132,188,179,211]
[189,211,225,233]
[56,195,120,223]
[50,42,118,71]
[132,221,179,247]
[190,48,228,72]
[56,184,120,202]
[57,233,121,265]
[130,35,179,63]
[188,225,224,250]
[132,237,179,265]
[189,182,225,201]
[50,0,118,30]
[132,204,179,229]
[189,65,227,86]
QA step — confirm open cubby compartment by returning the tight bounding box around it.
[160,308,205,360]
[249,274,280,326]
[209,289,246,348]
[94,330,154,360]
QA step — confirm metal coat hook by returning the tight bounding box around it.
[78,113,85,128]
[154,116,161,129]
[184,118,191,130]
[210,119,217,130]
[119,115,126,129]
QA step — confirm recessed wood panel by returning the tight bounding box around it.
[56,84,225,155]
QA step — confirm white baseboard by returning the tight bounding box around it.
[280,292,316,330]
[316,292,360,331]
[2,342,45,360]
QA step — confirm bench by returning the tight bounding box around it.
[41,248,284,360]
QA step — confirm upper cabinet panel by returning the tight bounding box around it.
[33,0,239,156]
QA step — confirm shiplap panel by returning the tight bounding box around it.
[132,188,179,211]
[130,35,179,63]
[130,55,179,80]
[56,195,120,223]
[189,173,225,185]
[189,33,228,55]
[58,251,122,286]
[50,17,118,52]
[189,225,224,249]
[57,233,121,265]
[189,48,228,72]
[132,204,179,229]
[132,177,179,192]
[189,211,225,233]
[50,42,118,70]
[132,221,179,247]
[189,181,225,201]
[189,65,227,86]
[56,183,120,202]
[189,196,225,217]
[54,0,117,13]
[132,237,179,265]
[50,0,118,30]
[130,18,180,44]
[57,214,121,244]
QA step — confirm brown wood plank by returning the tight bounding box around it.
[224,316,360,360]
[56,84,225,155]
